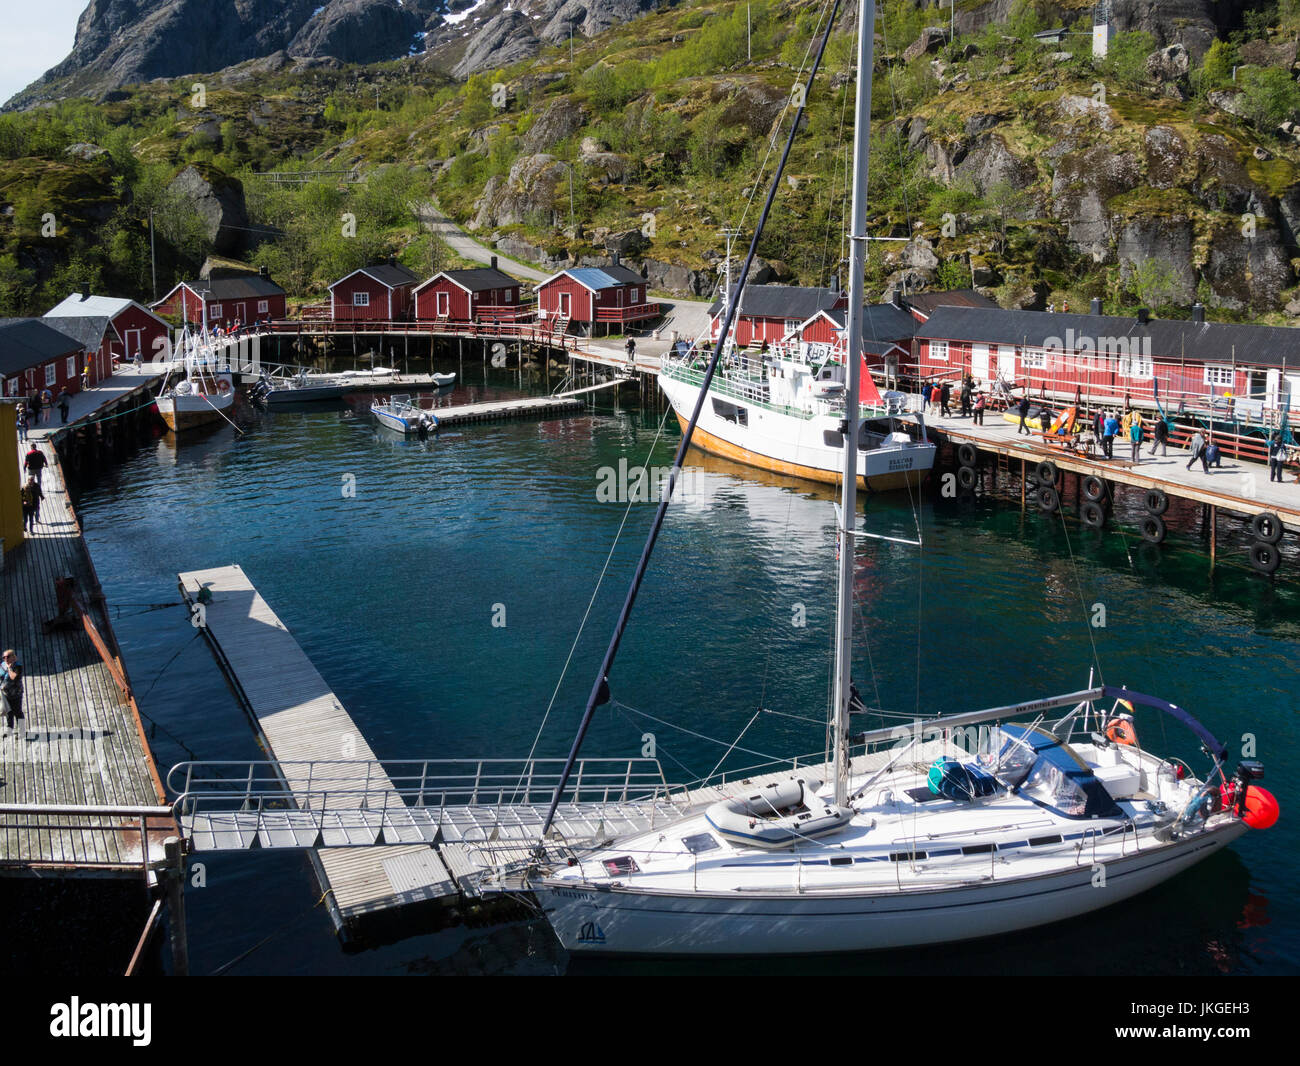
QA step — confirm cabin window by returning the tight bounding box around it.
[353,292,370,307]
[258,300,269,314]
[681,833,721,854]
[45,363,57,387]
[1021,348,1046,370]
[1204,365,1234,387]
[601,856,640,876]
[67,357,77,379]
[503,290,513,303]
[931,341,949,362]
[711,398,748,426]
[1247,370,1269,398]
[1119,356,1153,379]
[5,377,16,396]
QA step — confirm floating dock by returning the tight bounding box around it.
[176,565,458,936]
[1,435,172,875]
[427,379,625,428]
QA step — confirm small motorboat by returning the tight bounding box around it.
[371,394,439,435]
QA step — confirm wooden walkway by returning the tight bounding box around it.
[25,366,164,444]
[429,380,623,428]
[926,409,1300,524]
[175,565,458,934]
[1,439,169,874]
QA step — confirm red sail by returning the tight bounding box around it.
[859,359,884,407]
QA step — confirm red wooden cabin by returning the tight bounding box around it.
[0,319,94,400]
[414,263,526,323]
[708,285,846,349]
[536,263,657,335]
[153,269,287,328]
[330,263,419,322]
[45,292,170,368]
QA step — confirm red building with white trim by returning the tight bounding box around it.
[329,263,420,322]
[153,270,287,328]
[708,285,846,348]
[414,264,526,323]
[45,292,170,367]
[536,263,657,334]
[0,319,94,400]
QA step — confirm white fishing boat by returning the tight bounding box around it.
[371,394,438,435]
[519,1,1278,957]
[156,329,235,433]
[250,369,352,404]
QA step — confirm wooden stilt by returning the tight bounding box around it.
[1210,505,1216,572]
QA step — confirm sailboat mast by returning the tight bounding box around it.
[832,0,875,807]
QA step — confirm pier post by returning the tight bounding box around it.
[1020,459,1026,512]
[162,836,189,976]
[1209,505,1217,572]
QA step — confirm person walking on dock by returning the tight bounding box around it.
[922,382,933,410]
[940,381,952,417]
[81,361,91,390]
[23,444,47,487]
[1129,415,1143,462]
[973,391,986,426]
[1187,429,1207,472]
[39,388,52,425]
[625,336,636,367]
[1102,412,1119,459]
[1,650,24,736]
[1017,393,1032,434]
[1270,434,1285,482]
[960,378,973,417]
[57,389,70,424]
[16,402,27,441]
[20,475,42,531]
[1151,417,1169,457]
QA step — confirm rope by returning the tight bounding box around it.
[208,888,334,976]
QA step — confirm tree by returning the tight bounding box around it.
[1125,258,1178,309]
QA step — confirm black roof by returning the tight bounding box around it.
[903,289,998,317]
[172,275,286,301]
[916,305,1300,369]
[709,284,842,320]
[38,314,120,351]
[0,318,83,376]
[824,303,919,343]
[335,263,420,289]
[426,267,521,293]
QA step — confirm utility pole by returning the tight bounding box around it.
[149,208,157,301]
[747,4,752,61]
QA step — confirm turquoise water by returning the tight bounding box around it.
[71,367,1299,975]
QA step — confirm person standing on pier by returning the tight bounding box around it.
[940,381,953,416]
[39,387,52,425]
[922,382,933,410]
[81,361,91,390]
[1151,417,1169,457]
[1270,434,1285,482]
[1129,415,1143,462]
[23,444,46,487]
[625,336,636,366]
[1,650,23,736]
[20,475,42,531]
[1102,412,1119,459]
[1187,429,1207,472]
[1017,393,1032,434]
[57,389,70,424]
[16,402,27,441]
[960,378,973,417]
[973,391,986,426]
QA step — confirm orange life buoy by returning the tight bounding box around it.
[1105,717,1137,746]
[216,379,231,394]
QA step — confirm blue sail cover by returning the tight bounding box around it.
[1101,685,1227,761]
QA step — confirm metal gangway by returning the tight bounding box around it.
[169,757,685,876]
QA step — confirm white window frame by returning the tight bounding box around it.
[436,291,450,317]
[353,291,370,307]
[45,363,57,387]
[930,340,949,362]
[5,377,16,396]
[67,356,77,379]
[1120,356,1154,380]
[257,300,269,314]
[1203,365,1234,387]
[209,303,222,320]
[503,290,513,303]
[1021,347,1046,370]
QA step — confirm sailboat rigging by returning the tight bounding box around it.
[518,0,1277,956]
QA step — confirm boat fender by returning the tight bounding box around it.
[1143,489,1168,515]
[1139,515,1166,545]
[1037,485,1060,512]
[1082,475,1108,502]
[957,443,977,467]
[1239,785,1280,829]
[1250,512,1284,545]
[1249,541,1280,575]
[956,465,977,489]
[1036,460,1058,486]
[1080,500,1106,529]
[216,379,231,394]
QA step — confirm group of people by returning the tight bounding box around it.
[921,377,985,422]
[21,444,47,532]
[15,388,72,431]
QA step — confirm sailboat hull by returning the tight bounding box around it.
[157,387,235,433]
[535,821,1246,956]
[659,375,933,493]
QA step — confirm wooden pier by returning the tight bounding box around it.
[1,435,172,875]
[176,565,459,937]
[428,379,625,428]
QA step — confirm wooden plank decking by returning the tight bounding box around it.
[175,564,456,930]
[1,439,169,874]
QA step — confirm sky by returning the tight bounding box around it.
[2,1,87,106]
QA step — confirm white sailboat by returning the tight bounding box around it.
[156,327,235,433]
[520,0,1278,957]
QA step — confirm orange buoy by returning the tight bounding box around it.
[1241,785,1280,829]
[1105,716,1137,746]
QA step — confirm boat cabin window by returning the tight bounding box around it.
[602,856,640,876]
[712,398,749,426]
[681,833,721,855]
